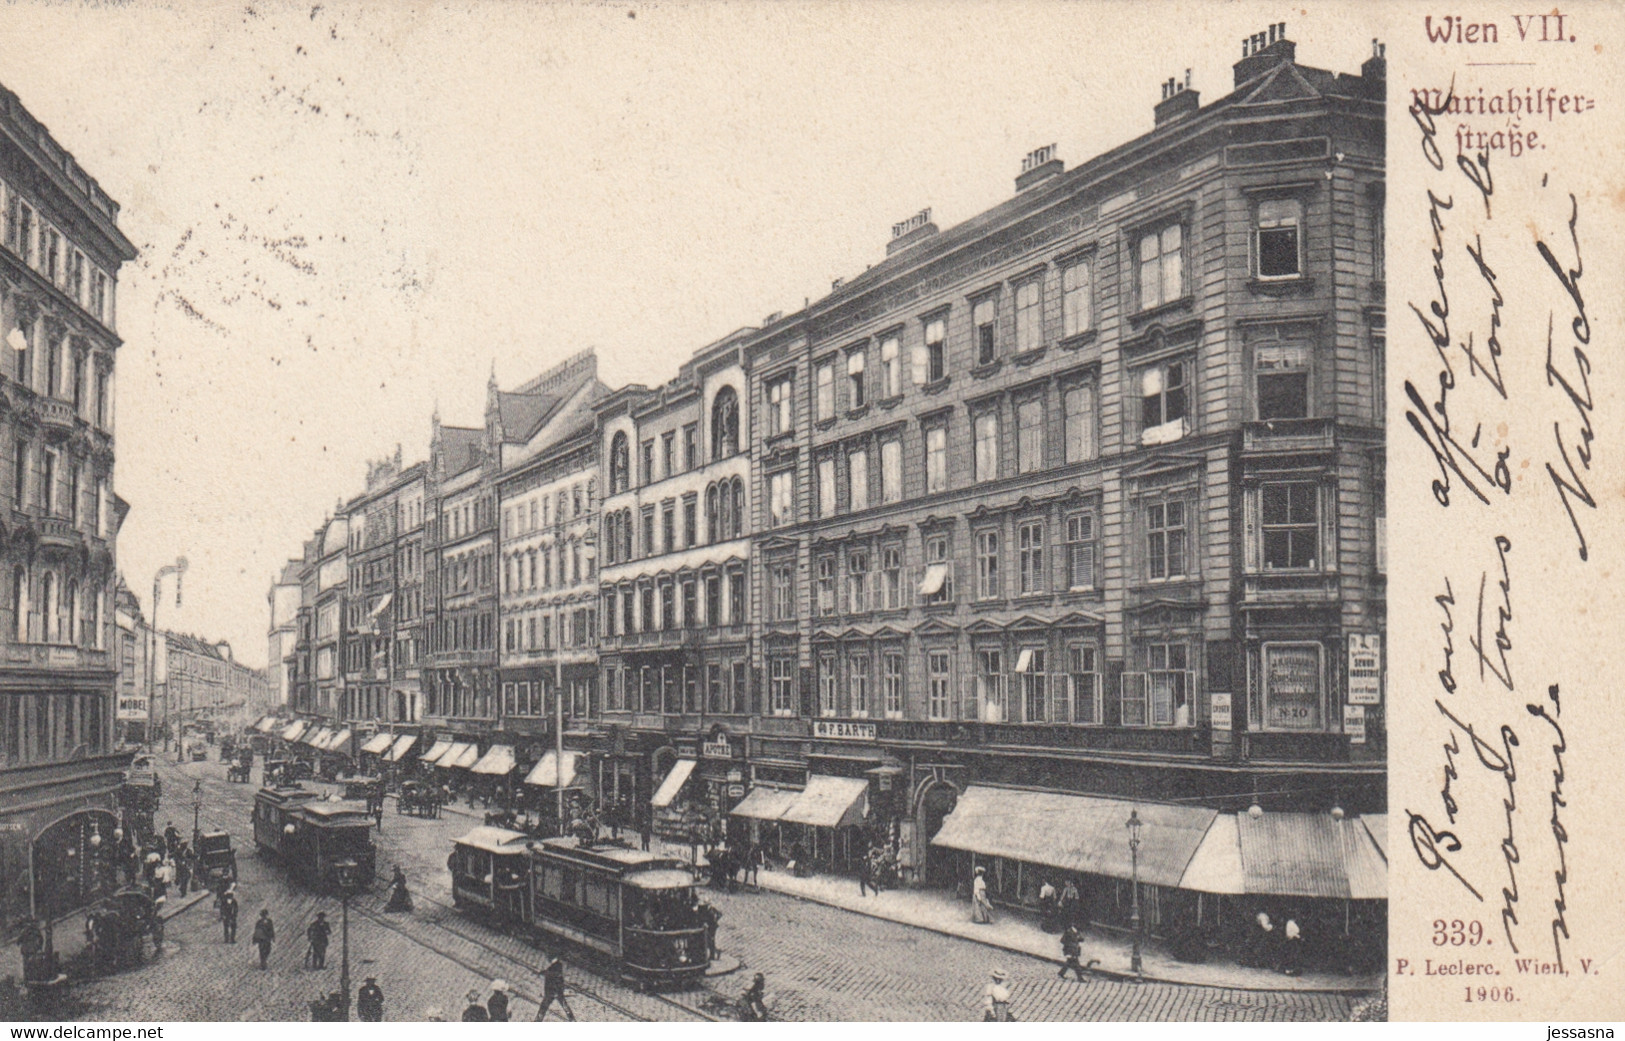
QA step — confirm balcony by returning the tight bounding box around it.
[1241,569,1342,604]
[35,397,77,436]
[37,515,79,549]
[1242,417,1336,456]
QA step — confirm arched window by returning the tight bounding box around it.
[731,478,745,540]
[620,509,633,562]
[705,484,719,545]
[12,566,26,642]
[40,571,55,644]
[609,432,631,495]
[711,386,739,461]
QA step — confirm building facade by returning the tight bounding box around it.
[741,29,1384,894]
[0,82,138,938]
[267,559,301,709]
[595,331,754,830]
[311,514,349,721]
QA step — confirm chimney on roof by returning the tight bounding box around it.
[763,311,783,325]
[1361,38,1386,91]
[1154,70,1200,125]
[886,207,938,256]
[1233,21,1294,87]
[1015,144,1063,191]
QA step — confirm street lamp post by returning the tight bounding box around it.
[191,779,203,852]
[1126,808,1144,980]
[329,859,361,1020]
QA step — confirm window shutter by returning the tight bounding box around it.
[1119,671,1146,726]
[911,343,929,386]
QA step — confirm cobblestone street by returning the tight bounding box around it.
[3,756,1361,1022]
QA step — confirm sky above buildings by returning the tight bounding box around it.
[1,1,1383,667]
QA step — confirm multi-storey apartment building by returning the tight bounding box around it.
[342,449,426,733]
[0,82,138,939]
[114,578,150,745]
[595,331,754,830]
[740,29,1385,921]
[267,559,301,709]
[422,417,493,743]
[311,514,349,720]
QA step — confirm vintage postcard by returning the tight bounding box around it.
[0,0,1617,1028]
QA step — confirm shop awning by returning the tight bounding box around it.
[779,775,868,828]
[470,745,517,776]
[419,739,453,766]
[305,727,332,748]
[1238,811,1348,900]
[930,786,1217,888]
[360,733,394,755]
[281,720,309,743]
[524,750,582,789]
[1178,813,1245,895]
[369,593,393,619]
[443,742,481,770]
[729,785,802,822]
[383,734,418,763]
[1343,817,1388,901]
[255,716,278,733]
[326,729,352,754]
[651,759,697,809]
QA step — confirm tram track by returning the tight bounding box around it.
[350,892,717,1022]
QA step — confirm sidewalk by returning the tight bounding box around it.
[683,844,1378,995]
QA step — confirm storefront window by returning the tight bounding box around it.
[1261,642,1323,730]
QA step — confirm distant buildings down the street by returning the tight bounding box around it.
[265,27,1387,949]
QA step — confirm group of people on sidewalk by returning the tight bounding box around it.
[969,867,1083,930]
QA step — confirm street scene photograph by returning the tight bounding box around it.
[0,2,1387,1023]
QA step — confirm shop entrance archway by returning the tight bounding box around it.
[913,779,960,888]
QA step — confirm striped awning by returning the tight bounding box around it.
[470,745,517,776]
[523,751,582,789]
[930,786,1217,888]
[729,786,801,822]
[383,734,418,763]
[360,733,394,756]
[651,759,697,809]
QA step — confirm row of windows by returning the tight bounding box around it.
[439,493,495,544]
[441,547,496,596]
[430,610,495,654]
[7,313,114,431]
[603,660,750,716]
[11,440,112,535]
[608,387,743,495]
[10,566,107,648]
[1,180,116,328]
[503,606,597,653]
[503,538,594,595]
[503,479,596,539]
[602,568,747,637]
[601,477,745,565]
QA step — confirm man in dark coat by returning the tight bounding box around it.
[1058,925,1089,980]
[461,989,489,1022]
[698,901,722,960]
[251,909,275,969]
[163,822,181,855]
[486,981,510,1021]
[306,911,331,969]
[356,977,385,1022]
[220,890,239,943]
[534,957,576,1021]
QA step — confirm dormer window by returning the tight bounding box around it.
[1256,198,1304,279]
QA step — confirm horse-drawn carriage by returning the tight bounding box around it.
[119,758,162,839]
[195,831,238,888]
[82,888,165,974]
[397,780,441,818]
[226,751,254,784]
[263,758,313,786]
[188,741,209,762]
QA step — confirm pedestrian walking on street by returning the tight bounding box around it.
[1057,925,1092,981]
[154,856,175,901]
[305,911,331,969]
[1058,879,1081,929]
[252,909,275,969]
[1252,910,1277,970]
[534,957,576,1021]
[164,822,181,855]
[461,989,489,1022]
[486,980,510,1021]
[970,866,994,925]
[373,802,384,832]
[1038,878,1058,932]
[356,977,385,1022]
[175,846,192,896]
[698,900,722,960]
[639,819,652,852]
[385,866,413,913]
[220,890,239,943]
[1282,914,1304,977]
[982,968,1014,1022]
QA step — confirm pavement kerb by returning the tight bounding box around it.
[739,879,1378,997]
[158,888,213,922]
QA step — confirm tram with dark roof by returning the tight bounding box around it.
[252,786,377,888]
[448,831,709,983]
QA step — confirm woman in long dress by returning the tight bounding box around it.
[971,866,994,924]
